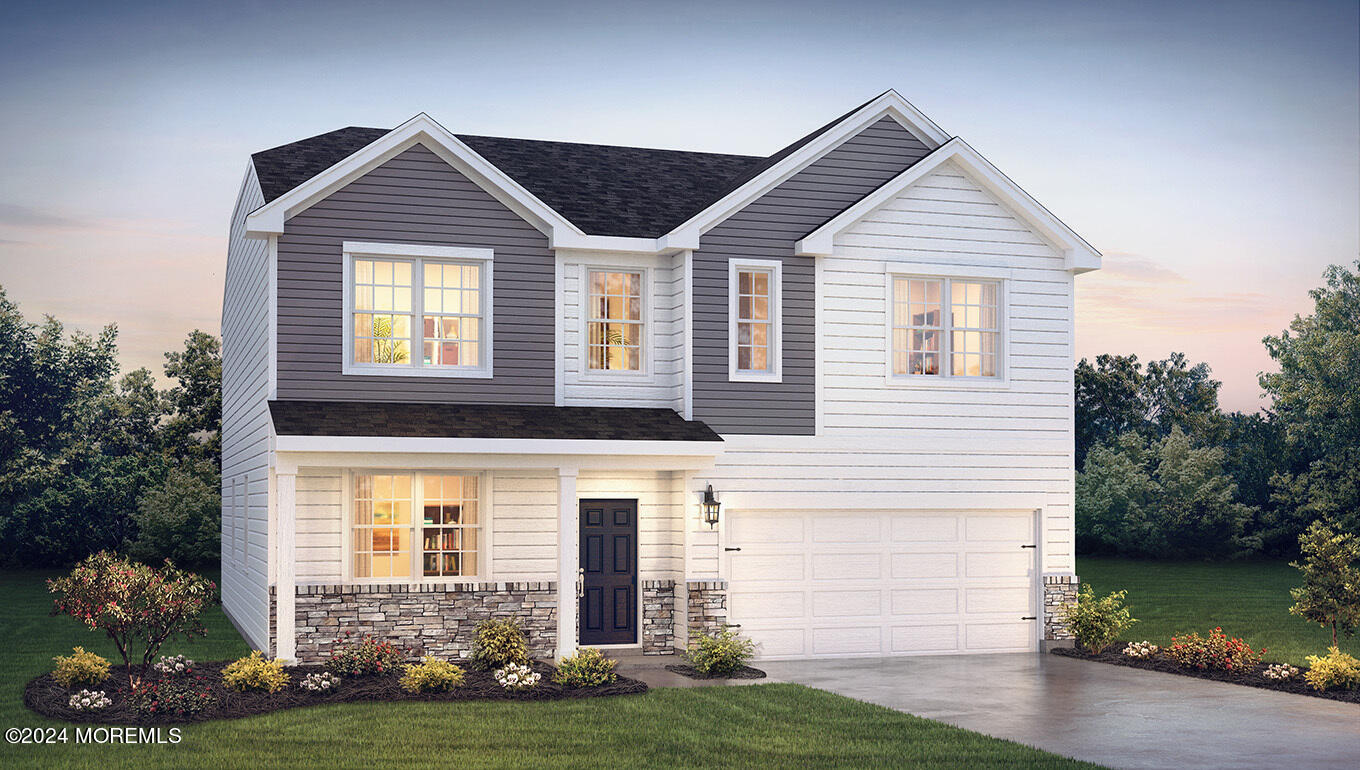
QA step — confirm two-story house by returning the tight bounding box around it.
[221,90,1101,664]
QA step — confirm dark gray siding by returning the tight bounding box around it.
[275,144,555,404]
[692,117,931,434]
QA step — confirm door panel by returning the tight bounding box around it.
[579,499,637,645]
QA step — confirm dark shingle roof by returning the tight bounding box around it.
[269,400,722,442]
[248,99,886,238]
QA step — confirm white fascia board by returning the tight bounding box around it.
[244,113,585,242]
[795,138,1102,274]
[274,435,725,457]
[667,91,950,239]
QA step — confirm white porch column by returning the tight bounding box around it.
[275,469,297,663]
[555,467,579,660]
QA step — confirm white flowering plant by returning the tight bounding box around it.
[152,654,195,676]
[493,662,541,691]
[300,671,342,692]
[1122,641,1159,659]
[69,689,112,711]
[1262,663,1299,681]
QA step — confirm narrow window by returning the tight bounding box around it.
[352,259,414,365]
[421,262,481,367]
[735,268,773,372]
[587,270,643,371]
[420,475,479,578]
[353,474,413,579]
[892,277,1001,378]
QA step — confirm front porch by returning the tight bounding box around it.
[265,413,726,663]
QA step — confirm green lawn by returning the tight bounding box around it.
[1079,557,1360,666]
[0,570,1096,769]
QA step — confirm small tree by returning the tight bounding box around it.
[1289,520,1360,647]
[48,551,217,685]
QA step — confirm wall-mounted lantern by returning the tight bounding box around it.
[702,484,721,529]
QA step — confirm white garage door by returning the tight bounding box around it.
[725,510,1038,659]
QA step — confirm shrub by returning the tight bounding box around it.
[68,689,111,711]
[552,647,618,687]
[1060,585,1137,654]
[299,671,341,693]
[1121,641,1158,659]
[133,676,216,719]
[47,551,216,685]
[470,618,529,670]
[1262,663,1299,681]
[689,629,754,676]
[152,654,195,677]
[221,651,290,693]
[52,647,111,687]
[1166,628,1264,671]
[325,635,405,676]
[1303,646,1360,692]
[493,662,541,690]
[129,465,221,568]
[399,657,465,693]
[1289,520,1360,647]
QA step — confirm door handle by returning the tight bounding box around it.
[576,567,584,598]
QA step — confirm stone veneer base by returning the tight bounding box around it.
[640,580,677,655]
[1042,574,1080,642]
[686,579,728,647]
[271,582,558,664]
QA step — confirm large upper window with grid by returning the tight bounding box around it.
[351,473,481,581]
[343,243,493,378]
[586,270,644,371]
[891,276,1001,378]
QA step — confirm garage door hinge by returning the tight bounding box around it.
[724,547,742,551]
[1020,544,1037,549]
[1022,616,1036,620]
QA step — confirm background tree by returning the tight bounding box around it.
[1289,520,1360,647]
[160,330,221,466]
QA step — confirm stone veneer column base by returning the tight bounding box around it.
[640,580,677,655]
[1042,573,1079,648]
[686,579,728,647]
[271,582,558,664]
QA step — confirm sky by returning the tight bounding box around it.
[0,0,1355,412]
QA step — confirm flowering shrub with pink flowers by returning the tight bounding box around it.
[325,634,406,676]
[47,551,216,686]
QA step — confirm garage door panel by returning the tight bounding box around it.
[813,516,881,543]
[728,514,804,544]
[891,588,958,615]
[965,514,1032,542]
[746,627,807,657]
[965,622,1032,651]
[731,553,804,581]
[965,586,1031,614]
[889,552,958,579]
[891,624,959,653]
[964,551,1030,578]
[890,516,958,542]
[812,589,881,617]
[812,552,881,580]
[730,590,805,620]
[812,626,881,655]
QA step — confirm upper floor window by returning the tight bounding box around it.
[343,242,493,378]
[728,259,782,382]
[891,276,1000,378]
[587,270,643,371]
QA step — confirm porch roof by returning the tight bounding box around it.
[268,400,723,443]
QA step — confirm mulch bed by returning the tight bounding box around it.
[25,659,648,725]
[1051,645,1359,704]
[664,664,766,680]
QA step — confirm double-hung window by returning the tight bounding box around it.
[728,259,782,382]
[351,473,481,581]
[343,242,493,377]
[586,270,644,372]
[890,276,1001,379]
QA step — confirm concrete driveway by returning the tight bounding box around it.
[759,653,1359,770]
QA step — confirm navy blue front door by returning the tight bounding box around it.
[579,499,637,645]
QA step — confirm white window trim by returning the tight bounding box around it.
[727,258,783,383]
[578,264,654,383]
[342,470,493,586]
[883,270,1011,390]
[341,241,494,379]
